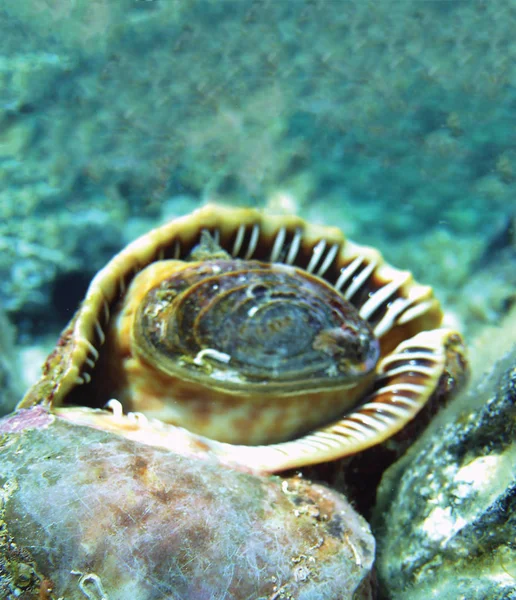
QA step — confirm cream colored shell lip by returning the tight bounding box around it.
[18,204,468,473]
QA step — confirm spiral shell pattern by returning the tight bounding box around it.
[133,257,379,393]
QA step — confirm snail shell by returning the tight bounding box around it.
[19,204,467,472]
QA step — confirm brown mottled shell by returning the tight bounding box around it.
[19,204,467,472]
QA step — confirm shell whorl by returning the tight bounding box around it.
[18,204,467,471]
[21,204,441,406]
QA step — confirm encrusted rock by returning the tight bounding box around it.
[373,347,516,599]
[0,309,22,417]
[0,407,375,600]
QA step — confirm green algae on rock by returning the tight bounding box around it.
[0,406,375,600]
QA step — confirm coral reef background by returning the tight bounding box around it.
[1,1,515,388]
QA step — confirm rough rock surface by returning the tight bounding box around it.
[0,309,22,417]
[0,407,375,600]
[373,347,516,600]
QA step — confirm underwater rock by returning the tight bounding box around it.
[373,346,516,599]
[297,336,468,521]
[0,407,375,600]
[0,309,22,417]
[0,208,125,333]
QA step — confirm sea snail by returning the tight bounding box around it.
[19,204,467,473]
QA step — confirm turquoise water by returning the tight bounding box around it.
[1,1,515,340]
